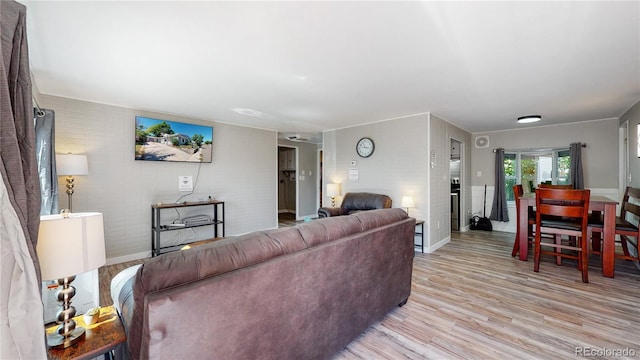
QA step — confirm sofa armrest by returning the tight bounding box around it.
[110,264,141,359]
[318,207,344,218]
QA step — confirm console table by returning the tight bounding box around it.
[151,200,225,256]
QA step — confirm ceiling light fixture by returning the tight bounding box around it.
[233,108,264,117]
[517,115,542,124]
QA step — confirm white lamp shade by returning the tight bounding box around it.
[37,212,106,280]
[56,154,88,176]
[401,196,415,208]
[327,183,340,197]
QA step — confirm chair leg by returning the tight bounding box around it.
[620,235,632,257]
[555,234,562,265]
[511,230,519,257]
[534,234,541,272]
[581,236,589,283]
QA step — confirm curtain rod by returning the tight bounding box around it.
[493,143,586,153]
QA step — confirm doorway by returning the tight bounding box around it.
[278,146,298,222]
[450,139,462,231]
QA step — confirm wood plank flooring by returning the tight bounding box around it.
[99,229,640,359]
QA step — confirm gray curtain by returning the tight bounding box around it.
[0,1,47,358]
[570,143,584,189]
[490,148,509,221]
[35,108,59,215]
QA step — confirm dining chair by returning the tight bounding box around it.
[511,184,535,257]
[588,186,640,268]
[534,188,591,283]
[539,184,574,189]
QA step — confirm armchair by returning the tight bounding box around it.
[318,192,392,218]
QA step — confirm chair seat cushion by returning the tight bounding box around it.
[540,218,582,232]
[588,214,638,232]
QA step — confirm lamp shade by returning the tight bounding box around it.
[37,212,106,281]
[56,154,88,176]
[327,183,340,197]
[401,196,415,208]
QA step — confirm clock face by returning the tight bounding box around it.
[356,137,375,158]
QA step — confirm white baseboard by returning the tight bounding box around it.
[425,236,450,253]
[106,251,150,266]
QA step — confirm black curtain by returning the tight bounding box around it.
[570,143,584,189]
[490,148,509,221]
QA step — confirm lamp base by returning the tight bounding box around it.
[46,326,85,349]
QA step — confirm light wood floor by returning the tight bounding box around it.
[100,230,640,359]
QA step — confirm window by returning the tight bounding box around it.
[504,149,571,201]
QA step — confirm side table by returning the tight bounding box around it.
[414,220,425,253]
[46,305,126,360]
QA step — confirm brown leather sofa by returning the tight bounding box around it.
[111,208,414,359]
[317,192,392,218]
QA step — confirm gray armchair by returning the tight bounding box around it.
[318,192,392,218]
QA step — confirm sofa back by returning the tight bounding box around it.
[341,192,392,213]
[128,208,414,359]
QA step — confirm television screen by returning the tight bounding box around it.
[135,116,213,163]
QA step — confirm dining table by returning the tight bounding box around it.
[517,192,619,278]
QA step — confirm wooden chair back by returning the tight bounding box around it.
[539,184,573,189]
[618,187,640,260]
[620,187,640,224]
[534,188,591,282]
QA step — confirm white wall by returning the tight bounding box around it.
[620,100,640,188]
[323,113,429,219]
[322,113,473,252]
[41,94,278,263]
[471,118,619,187]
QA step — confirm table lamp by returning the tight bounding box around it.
[327,183,340,207]
[56,154,89,211]
[401,196,415,216]
[37,211,106,349]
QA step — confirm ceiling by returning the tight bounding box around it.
[22,1,640,144]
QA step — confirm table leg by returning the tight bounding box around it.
[591,210,602,252]
[602,203,616,278]
[518,200,529,261]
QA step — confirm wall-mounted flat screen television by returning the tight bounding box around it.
[135,116,213,163]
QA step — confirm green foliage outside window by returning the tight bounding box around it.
[503,150,571,202]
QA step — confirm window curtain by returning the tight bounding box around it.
[490,148,509,221]
[0,1,47,358]
[570,143,584,189]
[35,108,59,215]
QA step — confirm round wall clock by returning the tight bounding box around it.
[356,137,375,158]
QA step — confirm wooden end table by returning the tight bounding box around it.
[46,305,126,360]
[414,220,425,253]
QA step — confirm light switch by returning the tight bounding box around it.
[477,171,482,177]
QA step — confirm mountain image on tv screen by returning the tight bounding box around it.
[135,116,213,163]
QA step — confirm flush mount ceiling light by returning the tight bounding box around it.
[517,115,542,124]
[233,108,264,117]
